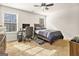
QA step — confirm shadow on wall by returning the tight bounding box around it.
[46,6,79,39]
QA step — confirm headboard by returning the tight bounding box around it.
[34,24,41,27]
[34,24,46,30]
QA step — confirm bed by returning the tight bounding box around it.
[34,24,64,44]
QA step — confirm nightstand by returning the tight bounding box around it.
[70,41,79,56]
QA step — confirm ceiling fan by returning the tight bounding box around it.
[34,3,54,10]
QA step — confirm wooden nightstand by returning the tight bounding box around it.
[70,41,79,56]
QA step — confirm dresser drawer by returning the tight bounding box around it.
[0,34,6,54]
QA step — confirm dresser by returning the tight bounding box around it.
[70,41,79,56]
[0,34,6,54]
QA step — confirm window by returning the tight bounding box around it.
[39,18,44,27]
[4,13,17,32]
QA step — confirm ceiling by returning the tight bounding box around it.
[0,3,79,15]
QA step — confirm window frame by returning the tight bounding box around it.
[3,13,18,33]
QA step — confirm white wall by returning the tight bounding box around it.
[18,10,45,29]
[46,5,79,39]
[0,5,2,25]
[0,5,45,41]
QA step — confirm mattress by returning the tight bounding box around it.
[35,29,64,41]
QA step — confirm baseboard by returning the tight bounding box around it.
[0,53,8,56]
[7,40,17,43]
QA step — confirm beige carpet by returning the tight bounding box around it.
[6,39,69,56]
[14,44,31,51]
[36,49,56,56]
[13,43,57,56]
[25,47,44,55]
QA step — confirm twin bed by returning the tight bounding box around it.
[34,24,64,44]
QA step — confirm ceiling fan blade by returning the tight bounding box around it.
[34,5,40,7]
[41,3,46,6]
[46,3,54,6]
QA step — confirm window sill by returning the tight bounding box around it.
[6,31,17,33]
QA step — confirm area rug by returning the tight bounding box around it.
[36,49,57,56]
[7,40,69,56]
[25,47,44,55]
[14,44,31,51]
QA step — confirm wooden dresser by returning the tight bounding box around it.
[70,41,79,56]
[0,34,6,54]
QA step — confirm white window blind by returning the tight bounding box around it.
[4,13,17,32]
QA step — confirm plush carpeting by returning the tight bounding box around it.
[6,39,69,56]
[14,44,31,51]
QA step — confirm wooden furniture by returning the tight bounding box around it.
[0,34,6,54]
[70,41,79,56]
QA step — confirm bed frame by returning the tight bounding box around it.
[34,24,64,45]
[34,24,53,44]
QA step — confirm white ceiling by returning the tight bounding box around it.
[1,3,79,15]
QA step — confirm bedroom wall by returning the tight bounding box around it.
[0,5,2,25]
[18,10,45,29]
[0,5,45,41]
[46,5,79,40]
